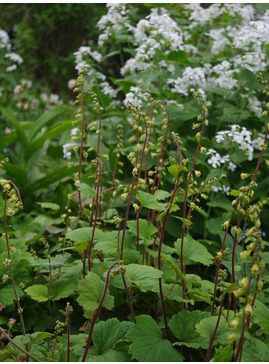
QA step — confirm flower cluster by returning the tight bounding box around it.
[97,3,133,47]
[206,148,236,172]
[0,27,23,72]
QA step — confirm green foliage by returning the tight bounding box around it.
[0,3,269,362]
[76,272,114,315]
[126,315,184,361]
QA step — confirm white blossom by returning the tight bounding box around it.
[123,86,149,107]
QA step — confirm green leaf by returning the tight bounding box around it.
[127,219,158,240]
[125,264,162,292]
[174,235,213,266]
[0,285,24,307]
[91,318,132,355]
[126,315,184,362]
[27,107,71,141]
[50,279,76,301]
[36,202,60,210]
[24,285,49,302]
[195,316,230,346]
[174,216,193,226]
[213,345,233,362]
[77,183,96,197]
[86,348,130,362]
[76,272,114,315]
[168,164,187,178]
[27,119,74,155]
[30,332,54,342]
[229,189,240,197]
[3,163,27,186]
[67,227,108,243]
[0,106,28,146]
[28,164,78,191]
[0,348,16,361]
[153,190,171,200]
[241,337,269,362]
[169,310,211,349]
[136,191,165,211]
[161,253,187,282]
[252,299,269,334]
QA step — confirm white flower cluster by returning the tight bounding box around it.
[184,3,255,29]
[0,27,23,72]
[206,148,236,171]
[168,67,207,96]
[209,61,238,90]
[211,184,231,195]
[241,93,263,118]
[97,3,133,47]
[215,124,260,161]
[123,86,149,107]
[121,7,183,75]
[207,124,265,173]
[183,3,223,28]
[63,143,76,160]
[0,29,10,49]
[74,46,102,73]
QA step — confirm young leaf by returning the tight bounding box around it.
[168,164,187,178]
[169,310,210,349]
[126,315,184,362]
[76,272,114,315]
[174,235,213,266]
[125,264,162,292]
[24,284,49,302]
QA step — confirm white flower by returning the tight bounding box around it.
[0,28,10,49]
[100,81,118,98]
[247,95,263,117]
[63,143,77,160]
[74,46,102,73]
[123,86,149,107]
[5,52,23,64]
[168,67,207,96]
[40,93,48,102]
[14,85,22,95]
[49,93,59,104]
[121,7,183,76]
[21,79,32,88]
[97,4,133,47]
[70,128,79,136]
[6,64,17,72]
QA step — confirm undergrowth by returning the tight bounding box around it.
[0,69,269,362]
